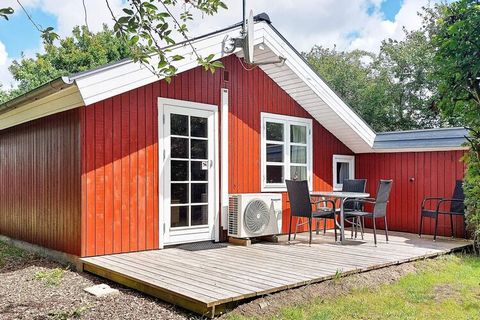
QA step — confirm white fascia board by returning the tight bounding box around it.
[258,23,376,150]
[74,25,262,106]
[369,146,469,153]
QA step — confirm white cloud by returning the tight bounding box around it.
[0,41,15,89]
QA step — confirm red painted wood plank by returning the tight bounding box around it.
[104,98,114,254]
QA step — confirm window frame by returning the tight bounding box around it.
[261,112,313,192]
[332,154,355,191]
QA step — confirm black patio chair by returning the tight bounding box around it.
[419,180,465,241]
[341,179,367,239]
[344,180,393,245]
[317,179,367,236]
[286,180,337,245]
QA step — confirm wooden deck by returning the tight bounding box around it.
[81,230,471,317]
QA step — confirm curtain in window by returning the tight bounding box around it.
[337,162,350,184]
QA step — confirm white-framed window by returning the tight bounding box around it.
[261,112,313,191]
[333,154,355,191]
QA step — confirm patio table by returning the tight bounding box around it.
[310,191,370,244]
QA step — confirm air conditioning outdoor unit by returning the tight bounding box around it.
[228,193,282,238]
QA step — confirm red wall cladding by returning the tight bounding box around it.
[356,151,465,237]
[0,109,82,255]
[81,55,352,256]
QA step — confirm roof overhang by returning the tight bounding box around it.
[0,15,467,153]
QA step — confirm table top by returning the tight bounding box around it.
[310,191,370,199]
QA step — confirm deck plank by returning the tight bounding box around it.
[81,230,471,317]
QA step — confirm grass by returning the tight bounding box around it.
[48,305,90,320]
[0,240,26,268]
[228,254,480,320]
[34,267,66,286]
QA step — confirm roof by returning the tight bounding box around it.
[0,13,467,153]
[373,127,468,152]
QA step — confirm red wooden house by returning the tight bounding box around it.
[0,14,467,263]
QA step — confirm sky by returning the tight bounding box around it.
[0,0,435,89]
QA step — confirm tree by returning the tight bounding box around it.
[305,30,441,132]
[0,25,131,104]
[1,0,227,85]
[427,0,480,250]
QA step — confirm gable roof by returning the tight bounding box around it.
[0,13,467,153]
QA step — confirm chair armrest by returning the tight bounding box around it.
[344,198,376,205]
[436,198,464,211]
[421,197,443,209]
[312,199,336,209]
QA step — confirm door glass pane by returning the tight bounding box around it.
[266,122,284,141]
[290,125,306,143]
[171,183,188,204]
[191,161,207,181]
[190,116,207,138]
[191,205,208,226]
[171,160,188,181]
[291,166,307,181]
[171,114,188,136]
[171,137,188,159]
[191,139,208,159]
[290,146,307,164]
[266,165,284,183]
[266,144,283,162]
[191,183,208,203]
[171,206,188,227]
[337,162,350,184]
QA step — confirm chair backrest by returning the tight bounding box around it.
[450,180,465,214]
[373,180,393,217]
[342,179,367,210]
[286,180,312,218]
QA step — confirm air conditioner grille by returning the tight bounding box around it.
[228,196,239,235]
[244,199,270,235]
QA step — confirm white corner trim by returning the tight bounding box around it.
[220,88,229,229]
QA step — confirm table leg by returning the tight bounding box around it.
[340,198,345,244]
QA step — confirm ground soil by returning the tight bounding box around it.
[0,243,428,320]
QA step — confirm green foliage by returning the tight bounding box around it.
[110,0,227,80]
[0,240,26,268]
[305,28,440,132]
[48,305,90,320]
[34,267,66,286]
[0,7,14,20]
[0,25,130,104]
[428,0,480,250]
[227,254,480,320]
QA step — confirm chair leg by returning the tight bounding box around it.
[351,219,354,239]
[433,214,439,241]
[323,218,327,234]
[333,218,338,242]
[360,217,365,240]
[288,214,293,242]
[294,217,300,240]
[316,219,320,235]
[418,215,423,238]
[449,214,454,238]
[384,216,389,243]
[308,217,313,246]
[373,218,377,246]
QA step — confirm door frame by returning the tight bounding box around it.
[158,98,219,248]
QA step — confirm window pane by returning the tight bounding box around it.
[290,146,307,164]
[266,144,283,162]
[266,122,284,141]
[291,166,307,181]
[191,139,208,159]
[336,162,350,184]
[191,205,208,226]
[191,183,208,203]
[191,161,207,181]
[171,160,188,181]
[190,116,207,138]
[290,125,306,143]
[171,183,188,204]
[171,137,188,159]
[266,165,284,183]
[171,114,188,136]
[171,206,188,227]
